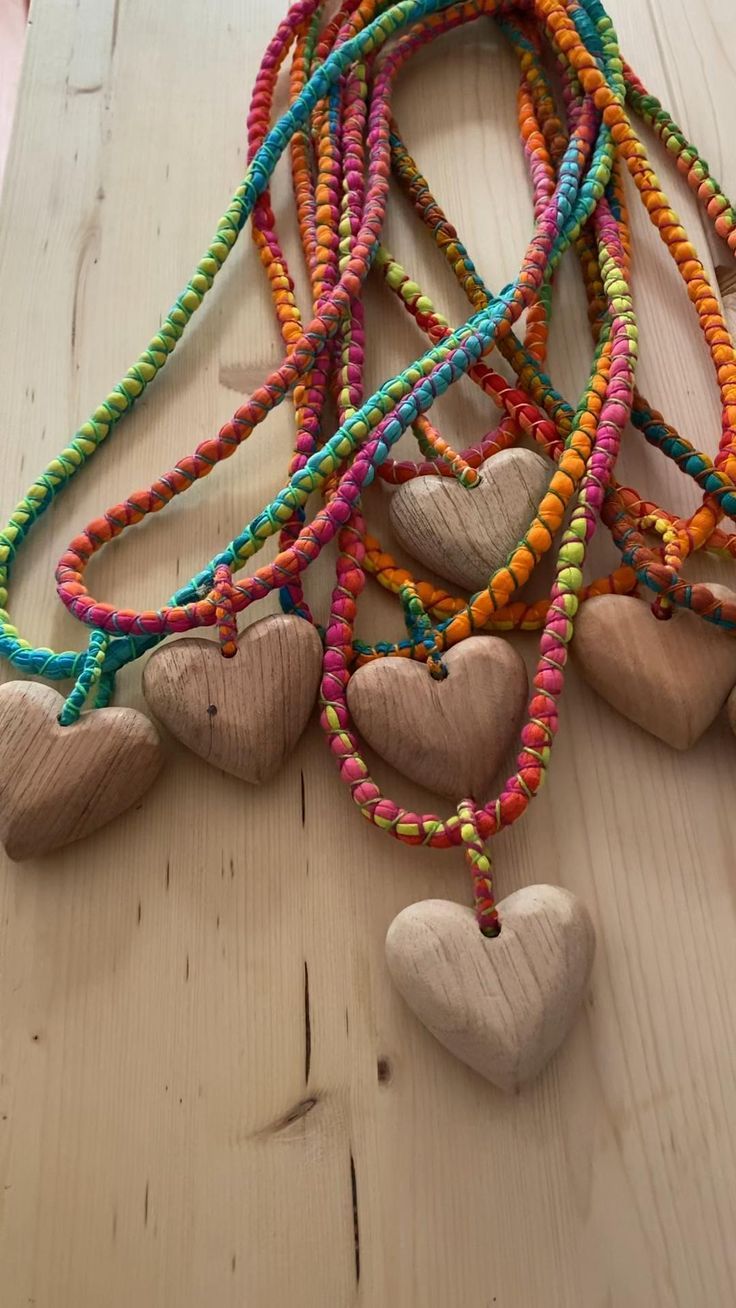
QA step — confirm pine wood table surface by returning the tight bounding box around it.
[1,2,735,1304]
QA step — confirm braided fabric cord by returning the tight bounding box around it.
[1,0,736,922]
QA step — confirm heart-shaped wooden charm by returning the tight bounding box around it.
[389,448,549,592]
[347,636,527,799]
[143,614,322,782]
[0,682,163,860]
[386,887,595,1092]
[572,589,736,749]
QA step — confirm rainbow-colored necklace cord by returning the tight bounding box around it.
[3,0,736,935]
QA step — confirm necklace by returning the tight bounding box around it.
[1,0,735,1091]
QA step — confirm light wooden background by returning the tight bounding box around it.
[1,2,735,1305]
[0,0,26,189]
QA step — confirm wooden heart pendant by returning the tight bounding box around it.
[389,448,549,592]
[0,682,163,860]
[572,590,736,749]
[143,614,322,782]
[386,887,595,1092]
[346,636,527,799]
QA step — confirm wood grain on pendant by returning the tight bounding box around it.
[143,615,322,783]
[389,448,550,592]
[386,887,596,1093]
[572,587,736,749]
[0,682,162,860]
[347,636,527,799]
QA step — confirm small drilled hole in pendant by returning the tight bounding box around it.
[429,660,448,681]
[481,923,502,939]
[651,596,673,622]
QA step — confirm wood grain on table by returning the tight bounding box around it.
[0,0,26,191]
[0,2,735,1305]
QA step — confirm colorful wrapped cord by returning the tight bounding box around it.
[0,0,735,928]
